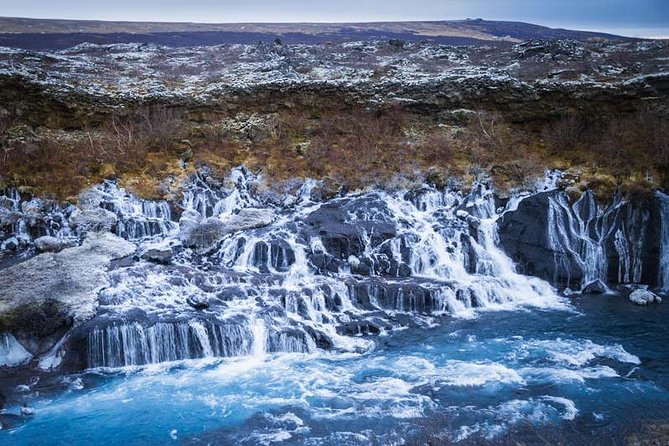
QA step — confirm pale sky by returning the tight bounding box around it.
[2,0,668,38]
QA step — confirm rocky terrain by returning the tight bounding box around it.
[0,37,667,200]
[0,38,666,123]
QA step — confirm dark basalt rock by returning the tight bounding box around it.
[249,239,295,272]
[497,191,575,287]
[346,279,449,313]
[186,296,210,310]
[337,320,382,336]
[0,413,26,431]
[582,279,608,295]
[497,190,664,289]
[141,248,173,265]
[0,299,73,356]
[301,195,398,277]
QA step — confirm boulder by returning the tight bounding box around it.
[455,210,481,229]
[301,197,396,261]
[222,208,274,232]
[178,209,201,234]
[629,289,662,306]
[0,208,22,227]
[180,208,274,252]
[180,217,227,252]
[77,188,104,210]
[186,295,210,310]
[34,236,75,253]
[141,248,173,265]
[69,208,118,234]
[20,199,45,223]
[0,333,32,367]
[582,279,608,294]
[337,320,381,336]
[497,191,583,288]
[1,237,19,251]
[0,232,135,356]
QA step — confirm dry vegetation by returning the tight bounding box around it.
[1,103,668,202]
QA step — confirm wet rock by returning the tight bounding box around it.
[0,333,32,366]
[178,209,201,233]
[1,237,19,251]
[0,413,25,431]
[303,327,334,349]
[302,197,396,261]
[455,210,481,229]
[0,208,22,227]
[77,188,104,210]
[221,208,274,233]
[498,191,569,285]
[186,295,210,310]
[582,279,607,294]
[20,199,44,223]
[180,209,274,252]
[629,289,662,306]
[0,232,135,356]
[34,236,74,253]
[141,248,173,265]
[180,217,227,252]
[69,208,118,234]
[337,320,382,336]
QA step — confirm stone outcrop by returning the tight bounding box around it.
[68,208,118,234]
[0,40,666,128]
[0,232,135,355]
[629,289,662,306]
[497,190,664,290]
[180,208,274,252]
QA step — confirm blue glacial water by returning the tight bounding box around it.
[3,295,668,445]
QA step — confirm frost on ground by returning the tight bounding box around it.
[0,39,666,106]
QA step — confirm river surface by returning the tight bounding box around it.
[3,295,667,445]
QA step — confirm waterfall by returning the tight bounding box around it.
[0,188,74,249]
[87,321,254,368]
[546,192,611,289]
[658,192,669,289]
[251,317,267,358]
[5,169,578,371]
[95,182,177,240]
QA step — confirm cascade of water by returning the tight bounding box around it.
[0,333,32,367]
[612,202,648,285]
[93,182,177,240]
[251,317,267,359]
[87,321,254,368]
[5,169,575,370]
[545,192,614,289]
[658,192,669,289]
[0,188,74,249]
[181,167,263,219]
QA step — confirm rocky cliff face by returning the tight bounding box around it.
[0,39,667,126]
[498,189,666,291]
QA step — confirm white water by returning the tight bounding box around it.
[2,170,667,445]
[544,190,652,289]
[658,191,669,289]
[3,168,662,372]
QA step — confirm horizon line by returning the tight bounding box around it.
[2,15,667,40]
